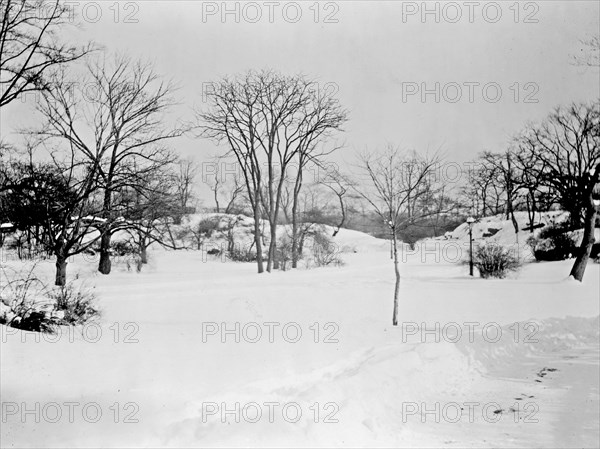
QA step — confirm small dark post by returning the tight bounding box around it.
[467,217,475,276]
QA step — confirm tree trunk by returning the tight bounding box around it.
[333,194,346,237]
[266,221,277,272]
[298,227,307,257]
[392,228,400,326]
[140,241,148,264]
[570,197,597,282]
[291,219,299,268]
[55,253,68,286]
[253,206,264,273]
[214,186,220,213]
[98,230,112,274]
[507,187,519,234]
[98,184,113,274]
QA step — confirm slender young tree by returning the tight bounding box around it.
[355,147,442,326]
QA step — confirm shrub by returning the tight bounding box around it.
[276,235,293,271]
[196,217,221,238]
[111,240,137,256]
[0,265,58,333]
[528,222,578,261]
[311,230,343,267]
[0,265,100,332]
[125,254,144,273]
[228,244,257,262]
[47,282,100,325]
[473,244,521,279]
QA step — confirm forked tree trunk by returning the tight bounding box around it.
[570,196,597,282]
[392,228,400,326]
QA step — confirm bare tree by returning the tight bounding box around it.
[462,156,506,218]
[355,147,442,326]
[174,157,199,220]
[481,151,520,236]
[122,166,181,263]
[319,166,354,237]
[572,34,600,67]
[0,0,93,107]
[202,155,245,214]
[4,143,103,285]
[34,54,185,275]
[512,140,553,231]
[224,174,245,214]
[199,70,347,273]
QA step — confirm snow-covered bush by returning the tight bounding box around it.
[0,265,59,333]
[47,282,100,325]
[473,244,521,279]
[111,240,137,256]
[0,265,100,332]
[527,223,578,261]
[196,216,222,237]
[311,230,343,267]
[228,243,257,262]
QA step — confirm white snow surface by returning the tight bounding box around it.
[0,220,598,448]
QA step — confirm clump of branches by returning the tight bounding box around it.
[472,244,521,279]
[310,228,343,268]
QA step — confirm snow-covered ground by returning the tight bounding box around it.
[1,224,598,448]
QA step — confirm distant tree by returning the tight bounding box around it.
[174,157,199,221]
[572,34,600,67]
[462,157,505,217]
[122,167,181,263]
[318,167,355,238]
[481,151,520,236]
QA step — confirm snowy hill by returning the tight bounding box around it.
[1,213,598,448]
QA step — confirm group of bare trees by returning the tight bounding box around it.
[1,55,194,284]
[199,70,348,273]
[462,101,599,282]
[34,56,186,276]
[0,1,199,285]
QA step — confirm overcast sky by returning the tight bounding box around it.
[1,1,599,177]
